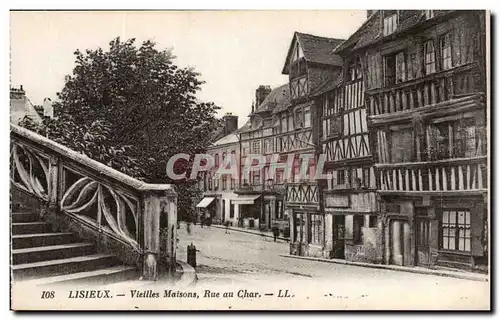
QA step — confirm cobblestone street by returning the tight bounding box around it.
[177,224,489,309]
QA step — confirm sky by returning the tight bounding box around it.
[10,10,366,127]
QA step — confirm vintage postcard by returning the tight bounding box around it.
[9,9,490,311]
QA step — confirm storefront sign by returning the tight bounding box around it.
[325,194,349,208]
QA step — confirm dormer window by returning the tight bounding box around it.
[383,11,398,36]
[425,10,435,20]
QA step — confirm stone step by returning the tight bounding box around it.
[12,222,51,235]
[12,243,95,265]
[23,265,138,286]
[12,253,118,280]
[12,232,77,250]
[11,212,39,223]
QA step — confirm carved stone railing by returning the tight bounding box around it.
[375,156,487,194]
[10,123,177,280]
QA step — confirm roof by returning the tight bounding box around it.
[282,32,345,74]
[211,132,239,147]
[251,83,291,115]
[310,71,344,97]
[335,10,452,54]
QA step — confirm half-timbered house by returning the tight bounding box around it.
[340,10,487,271]
[279,32,345,257]
[313,21,380,263]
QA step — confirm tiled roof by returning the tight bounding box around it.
[310,71,344,97]
[252,83,290,115]
[335,10,452,53]
[212,132,239,146]
[282,32,345,74]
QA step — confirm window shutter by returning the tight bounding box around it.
[471,203,485,256]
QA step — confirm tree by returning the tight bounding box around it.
[25,37,221,221]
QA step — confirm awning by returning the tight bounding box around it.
[231,194,261,205]
[196,197,215,208]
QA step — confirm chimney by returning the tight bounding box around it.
[43,97,53,118]
[251,101,255,114]
[222,112,238,135]
[255,85,272,108]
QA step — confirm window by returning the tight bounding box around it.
[395,51,406,83]
[252,140,261,154]
[294,213,306,243]
[264,139,273,153]
[208,174,213,191]
[214,154,219,167]
[337,170,346,185]
[353,215,365,244]
[362,167,371,188]
[304,106,311,128]
[222,175,227,190]
[390,129,413,163]
[369,215,377,228]
[252,170,261,185]
[440,33,453,70]
[214,175,219,190]
[309,214,324,245]
[348,57,362,81]
[424,40,436,74]
[295,108,303,128]
[276,168,284,184]
[281,116,288,133]
[425,10,434,20]
[384,51,406,86]
[384,54,396,86]
[383,13,398,36]
[230,178,235,190]
[442,210,471,252]
[276,200,284,219]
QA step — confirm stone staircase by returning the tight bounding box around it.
[11,207,138,285]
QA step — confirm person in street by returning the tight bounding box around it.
[186,221,192,234]
[224,220,230,234]
[271,224,279,242]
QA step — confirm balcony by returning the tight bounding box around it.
[376,156,487,195]
[366,62,482,119]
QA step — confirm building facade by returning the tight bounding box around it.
[339,10,488,270]
[198,113,240,225]
[279,32,345,257]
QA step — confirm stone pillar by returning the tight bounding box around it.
[364,214,370,228]
[392,220,403,265]
[323,213,333,258]
[384,219,391,264]
[45,155,59,217]
[142,187,177,280]
[403,221,411,266]
[288,208,295,242]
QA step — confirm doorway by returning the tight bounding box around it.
[389,219,412,266]
[332,215,345,259]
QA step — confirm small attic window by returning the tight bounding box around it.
[383,11,398,36]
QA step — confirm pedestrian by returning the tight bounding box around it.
[224,220,230,234]
[186,221,192,234]
[271,224,279,242]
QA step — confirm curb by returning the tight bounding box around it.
[211,224,289,242]
[279,254,488,282]
[176,260,197,288]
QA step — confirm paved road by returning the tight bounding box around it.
[177,223,490,310]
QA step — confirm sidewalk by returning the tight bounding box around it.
[210,224,290,243]
[280,254,489,282]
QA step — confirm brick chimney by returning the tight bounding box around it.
[222,112,238,135]
[255,85,272,108]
